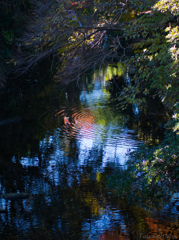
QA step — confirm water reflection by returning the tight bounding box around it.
[0,66,172,240]
[54,77,139,169]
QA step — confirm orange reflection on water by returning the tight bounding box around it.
[143,217,179,240]
[97,216,179,240]
[98,226,129,240]
[59,107,95,139]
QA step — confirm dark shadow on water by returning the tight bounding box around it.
[0,65,175,240]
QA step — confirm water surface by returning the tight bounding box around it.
[0,66,177,240]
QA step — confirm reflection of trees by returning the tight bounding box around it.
[1,131,178,240]
[0,159,112,239]
[0,121,129,239]
[97,204,179,240]
[109,76,168,144]
[0,64,171,239]
[0,86,62,160]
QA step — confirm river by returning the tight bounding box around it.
[0,65,178,239]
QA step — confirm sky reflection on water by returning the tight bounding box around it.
[20,75,139,177]
[1,70,140,239]
[0,66,172,240]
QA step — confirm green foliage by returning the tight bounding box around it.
[119,1,179,108]
[16,1,158,80]
[13,0,177,111]
[153,0,179,15]
[103,0,179,211]
[0,0,178,215]
[106,108,179,209]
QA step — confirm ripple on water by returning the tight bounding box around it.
[55,107,140,150]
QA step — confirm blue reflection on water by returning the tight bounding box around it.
[0,73,141,239]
